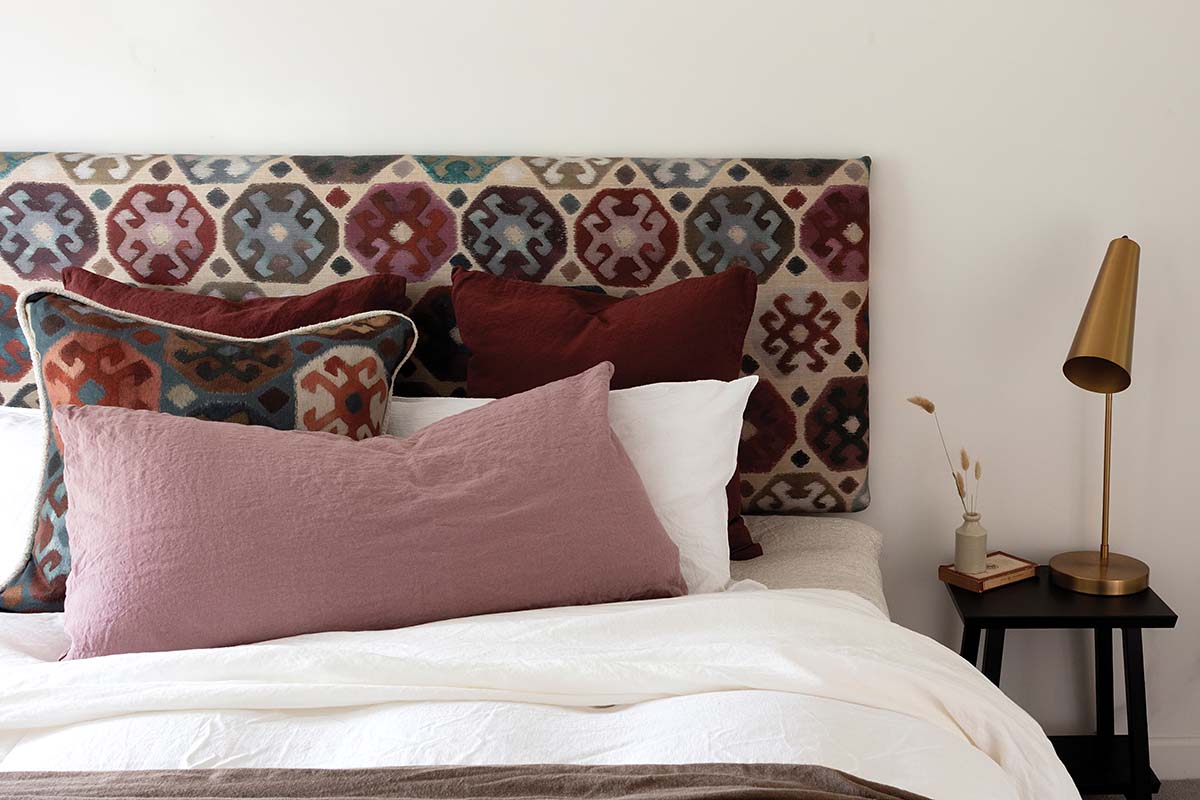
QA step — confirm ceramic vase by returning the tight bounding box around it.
[954,512,988,574]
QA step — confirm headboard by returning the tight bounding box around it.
[0,152,869,513]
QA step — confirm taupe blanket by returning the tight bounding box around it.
[0,764,929,799]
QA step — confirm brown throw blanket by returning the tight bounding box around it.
[0,764,930,799]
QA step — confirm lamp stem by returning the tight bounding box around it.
[1102,392,1112,564]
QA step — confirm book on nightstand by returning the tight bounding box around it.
[938,552,1037,593]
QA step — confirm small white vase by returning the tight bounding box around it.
[954,512,988,574]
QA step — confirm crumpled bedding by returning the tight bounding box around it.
[0,588,1077,800]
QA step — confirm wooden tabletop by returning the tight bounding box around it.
[946,566,1177,629]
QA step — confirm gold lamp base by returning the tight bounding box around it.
[1049,550,1149,596]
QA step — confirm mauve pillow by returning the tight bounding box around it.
[56,363,685,659]
[451,266,762,560]
[62,268,409,336]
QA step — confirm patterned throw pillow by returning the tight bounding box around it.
[0,290,416,612]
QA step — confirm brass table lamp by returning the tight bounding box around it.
[1050,236,1149,595]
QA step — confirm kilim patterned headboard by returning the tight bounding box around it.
[0,153,869,513]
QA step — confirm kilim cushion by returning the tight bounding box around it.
[0,153,871,521]
[0,289,416,612]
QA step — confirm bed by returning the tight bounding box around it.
[0,153,1077,800]
[0,517,1073,799]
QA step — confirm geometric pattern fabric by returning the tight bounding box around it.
[0,153,870,517]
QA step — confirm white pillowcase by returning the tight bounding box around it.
[0,406,45,587]
[389,377,757,594]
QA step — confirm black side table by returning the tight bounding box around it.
[946,565,1177,800]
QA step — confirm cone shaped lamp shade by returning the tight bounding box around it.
[1051,236,1148,595]
[1063,236,1139,394]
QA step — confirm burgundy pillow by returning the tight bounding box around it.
[451,267,762,559]
[56,363,686,659]
[62,268,409,336]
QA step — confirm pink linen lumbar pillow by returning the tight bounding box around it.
[56,363,686,659]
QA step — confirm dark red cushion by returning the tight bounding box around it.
[62,269,409,337]
[451,266,762,559]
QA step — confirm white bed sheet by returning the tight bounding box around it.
[0,587,1077,800]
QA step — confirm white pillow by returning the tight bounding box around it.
[389,377,757,595]
[0,406,45,587]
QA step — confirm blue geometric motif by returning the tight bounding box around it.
[225,184,336,282]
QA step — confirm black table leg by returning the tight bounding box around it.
[1122,627,1151,800]
[960,622,982,666]
[1095,627,1114,737]
[981,627,1005,686]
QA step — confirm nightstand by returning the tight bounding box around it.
[946,565,1177,800]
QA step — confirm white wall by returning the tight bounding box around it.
[7,0,1199,778]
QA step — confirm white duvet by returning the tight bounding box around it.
[0,588,1077,800]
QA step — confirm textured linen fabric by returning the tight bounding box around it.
[0,589,1080,799]
[0,153,871,519]
[0,764,933,800]
[1,291,416,613]
[54,363,685,659]
[452,266,762,560]
[388,377,757,594]
[735,516,887,616]
[62,268,411,336]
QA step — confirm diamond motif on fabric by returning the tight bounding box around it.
[257,386,289,413]
[559,194,581,214]
[89,189,111,210]
[166,383,197,408]
[325,187,350,209]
